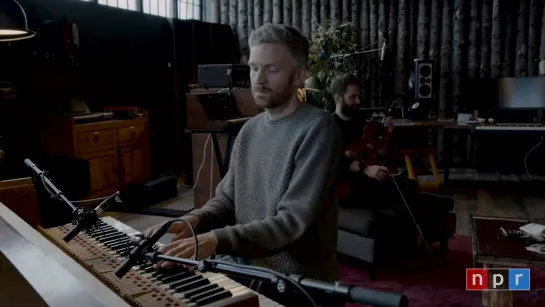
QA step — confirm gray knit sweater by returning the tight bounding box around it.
[190,103,342,281]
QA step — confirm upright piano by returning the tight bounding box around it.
[0,202,282,307]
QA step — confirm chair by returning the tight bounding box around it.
[337,183,456,279]
[401,148,441,189]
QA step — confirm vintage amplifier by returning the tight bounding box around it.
[197,64,251,89]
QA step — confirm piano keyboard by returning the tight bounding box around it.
[475,125,545,131]
[39,216,284,307]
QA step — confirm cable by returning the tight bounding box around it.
[390,175,434,263]
[190,134,211,189]
[524,136,544,179]
[39,176,116,204]
[204,259,318,307]
[152,218,199,267]
[71,195,111,203]
[210,135,214,199]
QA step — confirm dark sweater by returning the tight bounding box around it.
[189,103,342,281]
[333,113,365,178]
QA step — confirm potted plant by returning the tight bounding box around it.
[308,21,360,111]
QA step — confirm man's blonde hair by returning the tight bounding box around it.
[249,23,309,69]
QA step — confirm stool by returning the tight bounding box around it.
[401,148,441,189]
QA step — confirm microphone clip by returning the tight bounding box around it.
[71,208,100,231]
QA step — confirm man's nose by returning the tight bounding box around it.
[254,69,266,84]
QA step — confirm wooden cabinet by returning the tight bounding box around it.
[43,114,151,198]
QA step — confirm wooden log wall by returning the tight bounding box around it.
[209,0,545,117]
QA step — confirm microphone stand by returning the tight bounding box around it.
[329,42,386,60]
[145,254,408,307]
[24,158,120,243]
[114,219,408,307]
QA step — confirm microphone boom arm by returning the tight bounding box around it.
[24,158,120,243]
[24,159,76,211]
[143,253,408,307]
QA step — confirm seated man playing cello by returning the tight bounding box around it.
[330,74,451,216]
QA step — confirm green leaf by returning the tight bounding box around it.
[307,21,361,111]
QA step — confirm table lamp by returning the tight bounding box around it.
[298,76,322,103]
[0,0,35,42]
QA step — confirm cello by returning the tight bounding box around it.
[345,101,397,168]
[338,101,398,202]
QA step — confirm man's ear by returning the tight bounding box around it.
[295,67,307,87]
[333,93,342,104]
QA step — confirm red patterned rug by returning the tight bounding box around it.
[339,235,545,307]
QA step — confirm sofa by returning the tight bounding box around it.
[337,192,456,279]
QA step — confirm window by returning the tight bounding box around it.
[97,0,138,11]
[142,0,173,17]
[178,0,201,20]
[88,0,202,20]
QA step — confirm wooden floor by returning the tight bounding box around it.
[106,179,545,238]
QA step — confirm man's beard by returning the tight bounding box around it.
[252,75,295,108]
[341,102,359,118]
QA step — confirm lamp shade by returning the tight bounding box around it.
[0,0,35,42]
[305,76,322,92]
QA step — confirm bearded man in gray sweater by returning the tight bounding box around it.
[144,23,342,305]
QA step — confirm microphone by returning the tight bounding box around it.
[380,42,386,61]
[24,158,76,212]
[24,158,43,175]
[62,191,121,243]
[114,221,171,278]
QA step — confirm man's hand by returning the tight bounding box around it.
[363,165,389,181]
[143,215,200,242]
[155,232,218,269]
[383,116,394,133]
[348,160,360,172]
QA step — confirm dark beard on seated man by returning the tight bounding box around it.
[341,103,359,118]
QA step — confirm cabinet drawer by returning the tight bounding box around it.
[117,125,145,143]
[77,129,115,154]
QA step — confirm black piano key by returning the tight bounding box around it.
[109,243,130,252]
[138,265,155,273]
[97,230,123,237]
[97,233,125,242]
[170,274,201,289]
[95,224,116,231]
[101,235,129,244]
[187,285,222,301]
[174,278,209,293]
[151,267,185,280]
[183,283,220,299]
[104,238,130,247]
[158,270,193,283]
[95,223,112,230]
[194,290,232,306]
[91,229,118,238]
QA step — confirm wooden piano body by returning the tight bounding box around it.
[0,202,128,307]
[0,202,282,307]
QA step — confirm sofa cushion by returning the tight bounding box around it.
[338,207,375,236]
[339,206,403,237]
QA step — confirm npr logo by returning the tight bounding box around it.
[466,269,530,291]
